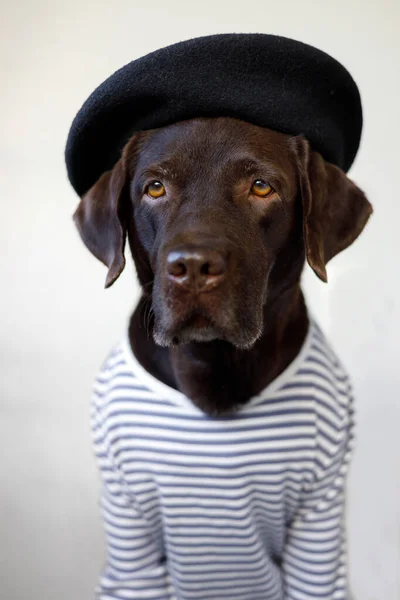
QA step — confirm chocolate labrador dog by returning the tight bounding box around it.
[74,116,371,416]
[74,116,372,599]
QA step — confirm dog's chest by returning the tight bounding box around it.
[118,405,315,555]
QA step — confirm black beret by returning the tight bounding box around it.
[65,33,362,196]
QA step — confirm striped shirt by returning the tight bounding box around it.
[91,320,355,600]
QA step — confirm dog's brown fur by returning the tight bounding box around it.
[74,118,372,415]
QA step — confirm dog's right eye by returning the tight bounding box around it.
[250,179,273,198]
[146,181,166,198]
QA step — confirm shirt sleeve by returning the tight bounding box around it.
[282,385,355,600]
[91,379,176,600]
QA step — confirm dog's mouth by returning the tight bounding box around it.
[151,266,266,349]
[156,309,223,346]
[152,303,263,349]
[184,313,212,330]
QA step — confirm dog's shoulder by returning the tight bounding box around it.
[90,341,133,415]
[305,321,355,451]
[291,321,353,424]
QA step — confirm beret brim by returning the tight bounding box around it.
[65,33,362,196]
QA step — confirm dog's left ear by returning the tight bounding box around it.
[292,136,373,282]
[73,141,135,288]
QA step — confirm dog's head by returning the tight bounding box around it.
[74,118,372,348]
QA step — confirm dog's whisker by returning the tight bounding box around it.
[141,295,154,338]
[142,279,154,291]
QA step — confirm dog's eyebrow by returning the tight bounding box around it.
[139,163,177,180]
[231,157,283,180]
[241,158,266,173]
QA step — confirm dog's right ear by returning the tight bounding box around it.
[73,152,130,288]
[291,136,372,282]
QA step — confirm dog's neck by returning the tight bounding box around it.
[129,285,308,416]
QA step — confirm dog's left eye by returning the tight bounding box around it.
[251,179,273,197]
[146,181,166,198]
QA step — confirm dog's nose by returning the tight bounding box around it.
[166,246,227,292]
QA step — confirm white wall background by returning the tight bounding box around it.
[1,1,399,598]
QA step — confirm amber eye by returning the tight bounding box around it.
[146,181,166,198]
[250,179,273,197]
